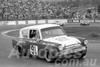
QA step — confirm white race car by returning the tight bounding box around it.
[80,20,90,26]
[12,24,88,62]
[55,21,66,26]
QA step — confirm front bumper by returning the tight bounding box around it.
[57,46,87,59]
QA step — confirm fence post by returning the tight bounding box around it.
[0,21,2,25]
[45,19,48,24]
[25,20,28,25]
[68,19,73,23]
[16,21,18,25]
[79,19,80,23]
[94,19,95,23]
[36,20,38,24]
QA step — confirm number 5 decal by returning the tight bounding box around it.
[30,45,38,55]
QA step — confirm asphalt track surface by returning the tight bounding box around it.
[0,23,100,67]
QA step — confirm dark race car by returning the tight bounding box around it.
[12,24,88,62]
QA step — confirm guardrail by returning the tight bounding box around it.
[68,19,100,23]
[0,19,100,26]
[0,19,68,26]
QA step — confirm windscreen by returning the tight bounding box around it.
[41,26,66,39]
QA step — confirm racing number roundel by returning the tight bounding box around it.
[30,45,38,55]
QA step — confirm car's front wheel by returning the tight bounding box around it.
[74,50,87,59]
[45,50,55,62]
[80,51,87,59]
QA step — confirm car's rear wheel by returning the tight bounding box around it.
[17,46,31,57]
[17,46,23,57]
[60,24,64,26]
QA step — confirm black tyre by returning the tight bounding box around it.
[73,50,87,59]
[45,50,55,62]
[60,24,64,26]
[17,46,23,57]
[80,51,87,59]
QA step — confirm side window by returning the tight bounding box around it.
[22,29,28,38]
[29,30,40,39]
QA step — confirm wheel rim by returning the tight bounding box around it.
[45,51,52,62]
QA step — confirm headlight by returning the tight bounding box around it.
[58,45,63,50]
[84,40,88,44]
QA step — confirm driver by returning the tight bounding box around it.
[32,30,40,39]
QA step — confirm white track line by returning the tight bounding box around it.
[1,29,19,38]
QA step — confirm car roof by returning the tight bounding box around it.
[20,24,60,31]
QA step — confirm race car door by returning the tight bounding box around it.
[26,29,46,56]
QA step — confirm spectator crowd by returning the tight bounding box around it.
[0,0,100,21]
